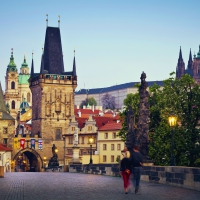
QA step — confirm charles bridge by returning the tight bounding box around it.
[0,170,200,200]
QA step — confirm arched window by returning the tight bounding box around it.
[11,81,15,89]
[27,93,30,103]
[11,101,15,109]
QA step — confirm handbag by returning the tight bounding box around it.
[125,169,130,174]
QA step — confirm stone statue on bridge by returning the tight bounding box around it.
[126,72,151,161]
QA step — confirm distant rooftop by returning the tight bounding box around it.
[75,81,163,95]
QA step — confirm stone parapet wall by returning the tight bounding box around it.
[69,164,200,191]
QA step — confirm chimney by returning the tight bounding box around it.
[76,105,79,109]
[92,105,94,112]
[83,105,86,109]
[78,110,81,117]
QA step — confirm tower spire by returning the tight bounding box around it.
[46,14,48,27]
[58,15,60,28]
[72,49,77,77]
[176,46,185,79]
[178,46,183,61]
[31,51,34,77]
[187,48,193,69]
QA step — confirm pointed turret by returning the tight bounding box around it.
[72,50,77,76]
[7,49,17,73]
[30,53,34,77]
[196,45,200,59]
[176,46,185,78]
[187,49,193,69]
[178,46,183,61]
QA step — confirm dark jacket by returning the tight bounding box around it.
[120,157,132,171]
[130,150,143,167]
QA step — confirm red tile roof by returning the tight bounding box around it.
[98,121,122,131]
[92,116,114,129]
[0,143,12,151]
[75,117,88,129]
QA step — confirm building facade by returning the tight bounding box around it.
[4,51,32,121]
[75,81,163,109]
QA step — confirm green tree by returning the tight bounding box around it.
[80,97,97,108]
[120,73,200,166]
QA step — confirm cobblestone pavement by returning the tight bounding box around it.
[0,172,200,200]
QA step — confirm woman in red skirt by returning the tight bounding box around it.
[120,149,132,194]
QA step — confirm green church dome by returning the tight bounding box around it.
[7,51,17,72]
[21,55,29,68]
[196,45,200,58]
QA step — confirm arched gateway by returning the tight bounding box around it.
[13,148,43,172]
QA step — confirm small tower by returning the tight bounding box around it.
[18,53,32,105]
[176,47,185,78]
[192,45,200,83]
[185,49,193,77]
[4,49,21,122]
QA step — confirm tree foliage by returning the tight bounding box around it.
[80,97,97,108]
[120,73,200,167]
[101,93,116,110]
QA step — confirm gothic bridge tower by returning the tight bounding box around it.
[29,24,77,163]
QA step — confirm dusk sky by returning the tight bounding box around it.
[0,0,199,91]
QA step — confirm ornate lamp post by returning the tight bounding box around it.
[62,135,66,171]
[168,112,177,166]
[89,137,94,164]
[43,156,47,168]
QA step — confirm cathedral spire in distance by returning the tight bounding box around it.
[176,46,185,78]
[187,48,193,69]
[178,46,183,61]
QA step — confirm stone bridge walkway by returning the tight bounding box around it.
[0,172,199,200]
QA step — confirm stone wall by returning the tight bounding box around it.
[69,164,200,191]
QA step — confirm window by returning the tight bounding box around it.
[117,144,121,150]
[67,149,73,154]
[103,144,107,150]
[69,136,73,144]
[81,136,84,144]
[11,101,15,109]
[3,138,8,146]
[111,144,114,151]
[104,133,108,139]
[71,127,75,131]
[11,81,15,89]
[3,128,8,134]
[27,93,30,102]
[88,126,92,131]
[55,128,61,140]
[112,132,116,139]
[103,155,107,162]
[111,156,114,162]
[0,154,1,160]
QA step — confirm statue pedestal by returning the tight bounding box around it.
[72,146,81,163]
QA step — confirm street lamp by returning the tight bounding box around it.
[55,147,58,153]
[89,136,94,164]
[43,156,46,168]
[168,112,177,166]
